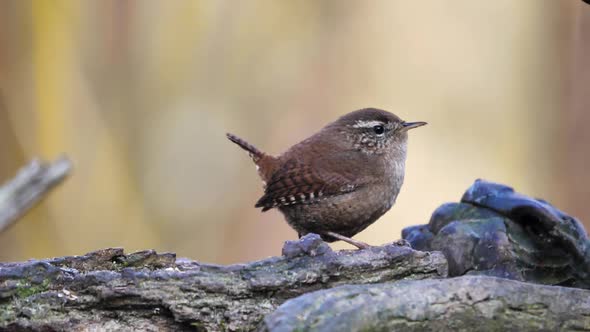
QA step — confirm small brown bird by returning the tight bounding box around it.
[227,108,426,249]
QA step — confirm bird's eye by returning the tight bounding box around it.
[373,125,385,135]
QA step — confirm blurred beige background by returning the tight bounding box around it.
[0,0,589,264]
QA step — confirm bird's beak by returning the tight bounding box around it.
[401,121,427,131]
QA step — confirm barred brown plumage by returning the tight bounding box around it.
[227,108,426,249]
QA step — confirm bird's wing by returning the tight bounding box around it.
[255,153,366,211]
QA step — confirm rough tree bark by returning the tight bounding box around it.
[262,276,590,331]
[0,236,446,331]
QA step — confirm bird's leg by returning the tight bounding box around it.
[324,231,371,250]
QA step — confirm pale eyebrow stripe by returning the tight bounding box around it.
[351,120,385,128]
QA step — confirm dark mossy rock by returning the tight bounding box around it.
[403,179,590,288]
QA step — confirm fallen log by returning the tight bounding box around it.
[0,235,447,331]
[262,276,590,331]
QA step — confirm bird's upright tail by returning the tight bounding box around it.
[226,133,278,185]
[226,133,264,162]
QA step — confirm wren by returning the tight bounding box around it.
[227,108,426,249]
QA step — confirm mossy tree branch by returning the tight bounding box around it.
[0,235,447,331]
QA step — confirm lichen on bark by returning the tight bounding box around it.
[0,235,446,331]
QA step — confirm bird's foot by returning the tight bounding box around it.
[324,231,371,250]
